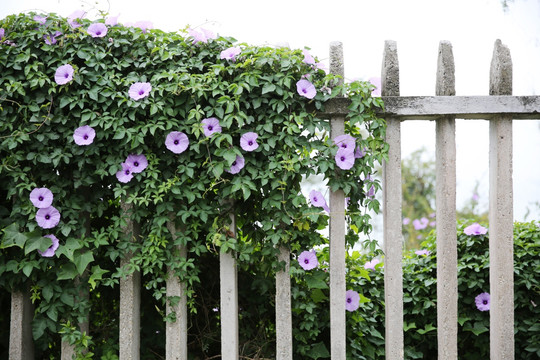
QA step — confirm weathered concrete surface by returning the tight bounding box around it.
[275,246,292,360]
[9,288,34,360]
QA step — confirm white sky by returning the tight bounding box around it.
[2,0,540,221]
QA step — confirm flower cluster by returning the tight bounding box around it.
[116,154,148,183]
[29,187,61,257]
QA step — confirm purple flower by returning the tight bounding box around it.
[201,117,222,137]
[73,125,96,146]
[355,146,367,159]
[135,21,153,33]
[33,15,47,25]
[345,290,360,312]
[39,234,59,257]
[165,131,189,154]
[369,77,381,97]
[413,217,429,230]
[472,193,479,202]
[333,134,356,152]
[464,223,488,236]
[128,82,151,100]
[364,258,380,271]
[0,28,4,41]
[302,49,315,65]
[475,292,490,311]
[403,217,410,225]
[296,79,316,99]
[44,31,62,45]
[30,187,54,208]
[366,185,375,199]
[220,46,241,61]
[54,64,74,85]
[125,154,148,173]
[105,14,120,26]
[309,190,330,213]
[188,28,216,44]
[87,23,108,38]
[226,155,245,174]
[240,132,259,152]
[335,148,355,170]
[36,206,61,229]
[68,10,86,29]
[298,250,318,270]
[116,163,133,183]
[415,249,431,256]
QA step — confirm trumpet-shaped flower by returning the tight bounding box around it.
[87,23,108,38]
[346,290,360,312]
[44,31,62,45]
[54,64,74,85]
[128,82,151,100]
[333,134,356,152]
[135,21,153,33]
[226,155,245,174]
[36,206,61,229]
[464,223,488,236]
[355,146,366,159]
[125,154,147,173]
[475,292,490,311]
[413,217,429,230]
[240,132,259,152]
[309,190,330,213]
[116,162,133,183]
[366,185,375,199]
[68,10,86,28]
[202,118,222,137]
[302,49,315,65]
[415,249,431,256]
[296,79,316,99]
[39,234,59,257]
[298,250,318,270]
[105,14,120,26]
[73,125,96,146]
[220,47,241,61]
[335,148,355,170]
[165,131,189,154]
[34,15,47,25]
[188,28,216,44]
[364,258,380,271]
[369,77,381,97]
[30,188,53,208]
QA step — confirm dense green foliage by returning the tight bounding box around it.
[0,12,386,359]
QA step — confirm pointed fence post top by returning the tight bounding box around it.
[330,41,344,85]
[436,40,456,96]
[382,40,399,96]
[490,39,512,95]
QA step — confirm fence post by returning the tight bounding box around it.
[435,40,458,360]
[9,285,34,359]
[119,201,141,360]
[276,246,292,360]
[328,41,347,360]
[488,39,514,360]
[220,203,239,359]
[381,39,404,360]
[165,217,188,360]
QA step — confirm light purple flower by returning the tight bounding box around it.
[128,82,151,100]
[464,223,488,236]
[430,221,436,227]
[135,21,153,33]
[54,64,74,85]
[220,46,241,61]
[403,217,410,225]
[73,125,96,146]
[335,148,355,170]
[298,250,318,270]
[30,188,53,208]
[0,28,4,41]
[105,14,120,26]
[36,206,61,229]
[429,212,436,218]
[201,117,222,137]
[472,193,479,202]
[296,79,316,99]
[44,31,62,45]
[33,15,47,25]
[87,23,107,38]
[369,77,381,97]
[116,162,133,183]
[333,134,356,152]
[364,258,380,271]
[346,290,360,312]
[68,10,86,29]
[302,49,315,65]
[366,185,375,199]
[125,154,148,173]
[226,155,245,174]
[188,28,216,44]
[309,190,330,213]
[240,132,259,152]
[39,234,59,257]
[413,217,429,230]
[355,146,367,159]
[475,292,490,311]
[415,249,431,256]
[165,131,189,154]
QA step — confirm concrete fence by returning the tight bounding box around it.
[8,39,540,360]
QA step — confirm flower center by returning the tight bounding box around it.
[304,259,309,264]
[302,88,307,94]
[38,196,44,201]
[340,156,346,161]
[347,298,351,303]
[483,300,488,305]
[139,90,144,95]
[208,126,213,131]
[64,73,69,78]
[83,134,88,140]
[45,214,50,220]
[174,140,179,145]
[248,141,253,146]
[232,161,237,166]
[134,162,139,167]
[96,31,101,35]
[125,170,130,175]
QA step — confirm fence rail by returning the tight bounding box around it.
[8,39,540,360]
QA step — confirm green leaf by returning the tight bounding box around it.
[55,238,83,261]
[88,265,109,290]
[60,292,74,307]
[57,263,78,281]
[307,342,330,359]
[1,223,28,249]
[261,83,276,95]
[304,271,328,289]
[74,251,94,275]
[42,285,54,302]
[24,232,53,255]
[417,323,437,334]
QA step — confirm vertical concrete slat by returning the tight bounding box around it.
[435,40,458,360]
[488,39,514,360]
[381,40,404,360]
[220,206,238,360]
[9,287,34,359]
[276,246,292,360]
[166,218,188,360]
[119,201,141,360]
[329,41,346,360]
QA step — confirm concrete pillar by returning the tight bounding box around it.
[275,246,292,360]
[9,287,34,360]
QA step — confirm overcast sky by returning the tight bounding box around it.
[2,0,539,221]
